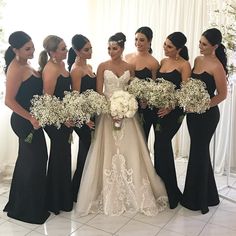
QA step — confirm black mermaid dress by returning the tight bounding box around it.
[3,75,50,224]
[72,74,96,202]
[181,71,220,214]
[135,67,157,140]
[155,69,185,209]
[44,75,73,214]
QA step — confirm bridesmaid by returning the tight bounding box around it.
[38,35,73,215]
[181,28,227,214]
[125,26,159,140]
[67,34,96,202]
[3,31,50,224]
[155,32,191,209]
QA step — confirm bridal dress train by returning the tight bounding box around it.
[76,70,168,216]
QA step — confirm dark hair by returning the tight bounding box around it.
[135,26,153,54]
[38,35,63,72]
[167,32,189,60]
[108,32,126,48]
[202,28,228,74]
[67,34,90,71]
[4,31,31,73]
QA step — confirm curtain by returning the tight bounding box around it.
[1,0,235,179]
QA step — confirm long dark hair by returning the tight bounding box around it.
[167,32,189,60]
[108,32,126,48]
[202,28,228,75]
[135,26,153,54]
[67,34,90,71]
[4,31,31,73]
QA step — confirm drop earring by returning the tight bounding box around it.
[52,57,57,64]
[16,55,20,61]
[75,56,80,63]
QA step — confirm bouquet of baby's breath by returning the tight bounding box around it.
[146,78,177,109]
[30,94,64,128]
[25,94,64,143]
[62,91,89,127]
[176,78,211,113]
[80,89,109,119]
[109,90,138,129]
[126,77,151,99]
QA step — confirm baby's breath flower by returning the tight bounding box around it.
[80,89,109,118]
[176,78,211,113]
[62,91,87,127]
[126,77,151,99]
[146,78,177,109]
[62,90,109,127]
[30,94,64,129]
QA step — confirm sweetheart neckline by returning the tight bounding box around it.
[104,69,129,78]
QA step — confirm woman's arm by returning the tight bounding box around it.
[5,68,40,128]
[210,64,227,107]
[151,57,160,81]
[70,66,83,91]
[96,63,105,94]
[180,61,191,82]
[42,64,59,95]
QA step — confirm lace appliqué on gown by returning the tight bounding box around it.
[90,121,167,216]
[76,70,168,216]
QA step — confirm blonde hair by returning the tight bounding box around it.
[38,35,63,72]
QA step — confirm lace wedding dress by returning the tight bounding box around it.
[76,70,168,216]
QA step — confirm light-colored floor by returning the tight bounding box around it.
[1,158,236,236]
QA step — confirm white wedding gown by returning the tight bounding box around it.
[76,70,168,216]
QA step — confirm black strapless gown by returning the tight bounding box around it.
[72,74,96,202]
[181,72,220,214]
[135,67,157,140]
[3,75,50,224]
[44,75,73,214]
[155,69,184,209]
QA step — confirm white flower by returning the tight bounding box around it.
[61,91,88,127]
[80,89,109,117]
[127,77,151,99]
[146,78,177,109]
[229,0,236,9]
[176,78,211,113]
[62,90,108,127]
[30,94,64,129]
[109,90,138,119]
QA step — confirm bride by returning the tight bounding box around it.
[76,32,168,216]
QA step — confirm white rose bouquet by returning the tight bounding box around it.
[109,90,138,129]
[176,78,211,113]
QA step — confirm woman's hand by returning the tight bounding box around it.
[29,116,41,129]
[86,120,95,130]
[64,120,75,128]
[157,108,171,118]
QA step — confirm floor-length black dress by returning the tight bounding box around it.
[3,75,50,224]
[72,74,96,202]
[44,75,73,215]
[135,67,157,140]
[181,72,220,214]
[155,69,185,209]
